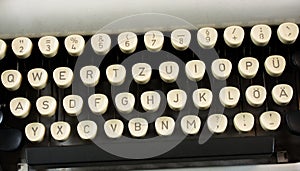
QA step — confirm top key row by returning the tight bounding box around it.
[0,22,298,59]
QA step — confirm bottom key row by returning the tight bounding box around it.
[24,111,281,142]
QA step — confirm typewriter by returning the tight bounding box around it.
[1,0,300,170]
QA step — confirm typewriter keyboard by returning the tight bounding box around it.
[0,22,300,170]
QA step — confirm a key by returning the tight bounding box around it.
[10,97,31,118]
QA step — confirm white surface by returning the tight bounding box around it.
[207,114,228,134]
[259,111,281,131]
[91,33,111,55]
[181,115,201,135]
[0,39,7,60]
[1,0,299,39]
[136,163,300,171]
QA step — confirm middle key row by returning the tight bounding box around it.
[1,55,286,90]
[10,85,293,118]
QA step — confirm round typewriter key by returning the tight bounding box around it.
[223,25,244,48]
[64,35,85,56]
[118,32,138,54]
[171,29,191,51]
[250,24,272,46]
[144,30,164,52]
[277,22,299,44]
[260,111,281,131]
[0,39,7,60]
[11,37,33,59]
[38,36,59,58]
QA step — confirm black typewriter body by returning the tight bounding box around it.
[0,25,300,171]
[1,1,300,171]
